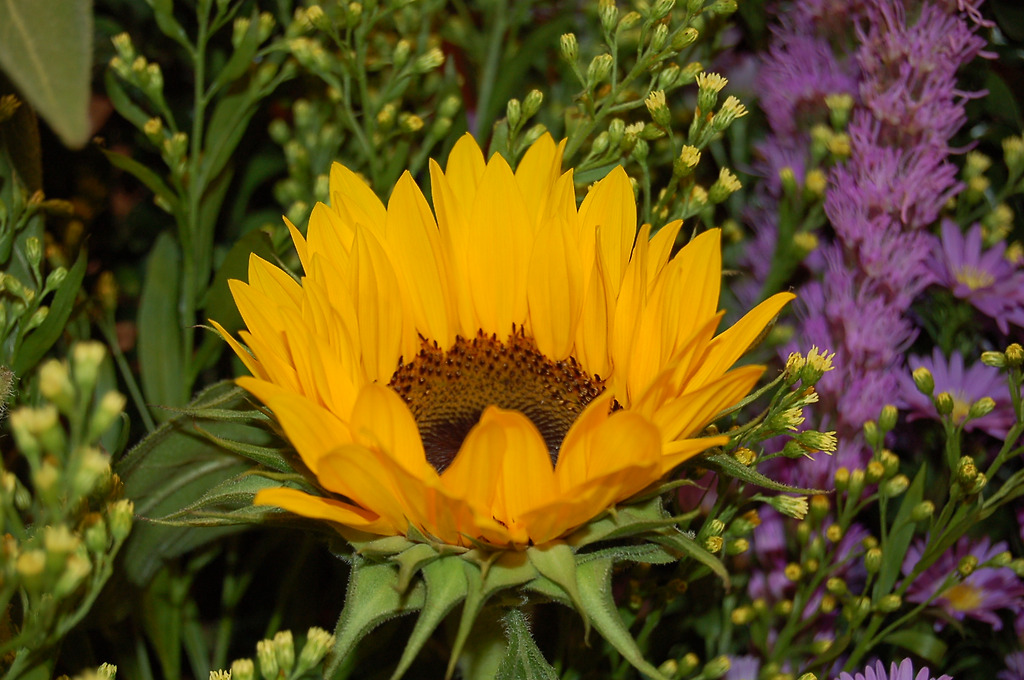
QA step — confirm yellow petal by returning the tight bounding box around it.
[688,292,795,388]
[653,364,765,441]
[329,162,386,235]
[284,216,309,273]
[663,229,721,345]
[660,435,729,475]
[316,444,413,531]
[647,219,683,287]
[526,214,583,359]
[350,228,407,382]
[467,154,532,335]
[245,385,352,471]
[429,158,476,337]
[210,319,267,380]
[384,172,453,347]
[349,383,431,478]
[306,201,355,271]
[247,253,302,308]
[574,252,612,380]
[610,224,650,402]
[515,133,565,227]
[578,165,637,298]
[254,487,394,533]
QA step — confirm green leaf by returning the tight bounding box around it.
[704,452,829,494]
[527,542,588,633]
[13,248,87,375]
[325,560,425,679]
[494,609,559,680]
[874,467,925,599]
[117,382,278,585]
[104,69,153,132]
[146,0,191,52]
[137,232,185,414]
[209,10,262,94]
[198,90,260,191]
[394,543,442,594]
[0,0,92,147]
[883,628,948,665]
[150,472,283,526]
[102,148,179,215]
[446,552,538,679]
[390,557,469,680]
[649,532,729,583]
[576,556,668,680]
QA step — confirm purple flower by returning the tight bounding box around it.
[900,347,1016,438]
[903,536,1024,631]
[929,220,1024,334]
[726,655,761,680]
[999,651,1024,680]
[838,659,952,680]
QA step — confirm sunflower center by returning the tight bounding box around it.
[388,329,607,473]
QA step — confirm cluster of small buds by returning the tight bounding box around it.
[784,346,836,386]
[1003,134,1024,177]
[56,663,117,680]
[223,627,334,680]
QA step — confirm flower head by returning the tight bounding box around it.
[838,659,952,680]
[900,348,1015,438]
[903,536,1024,631]
[217,134,792,549]
[930,220,1024,335]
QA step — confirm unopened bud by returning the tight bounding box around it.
[108,499,134,542]
[958,555,978,577]
[911,501,935,522]
[935,391,954,416]
[587,54,614,85]
[866,460,885,484]
[967,397,996,420]
[981,351,1006,368]
[703,655,730,680]
[257,639,278,679]
[881,474,909,497]
[522,89,543,119]
[1006,343,1023,368]
[39,359,75,413]
[878,405,898,432]
[559,33,578,63]
[825,524,843,543]
[864,547,883,573]
[231,658,255,680]
[506,98,522,129]
[877,593,901,612]
[413,47,445,74]
[912,367,935,396]
[726,538,749,555]
[704,536,723,553]
[273,630,295,676]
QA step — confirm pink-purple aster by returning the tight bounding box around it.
[902,536,1024,631]
[900,347,1015,438]
[930,220,1024,335]
[999,651,1024,680]
[838,659,952,680]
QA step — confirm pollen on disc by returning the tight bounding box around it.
[388,328,608,473]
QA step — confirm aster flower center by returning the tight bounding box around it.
[944,581,983,612]
[954,264,995,290]
[388,329,608,473]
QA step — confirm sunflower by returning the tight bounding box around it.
[214,133,792,549]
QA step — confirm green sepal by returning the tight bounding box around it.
[521,573,574,608]
[350,534,417,559]
[704,452,829,495]
[446,552,538,679]
[576,556,669,680]
[325,560,426,678]
[394,543,442,594]
[567,495,676,548]
[578,542,680,566]
[389,557,468,680]
[494,609,559,680]
[526,541,588,634]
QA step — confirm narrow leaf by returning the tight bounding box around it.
[705,453,829,494]
[874,467,925,599]
[494,609,558,680]
[576,557,668,680]
[325,561,425,678]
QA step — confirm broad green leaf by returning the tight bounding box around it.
[137,232,185,414]
[117,382,278,585]
[576,556,668,680]
[0,0,92,147]
[325,560,425,679]
[884,628,948,665]
[390,557,468,680]
[494,609,559,680]
[873,467,925,599]
[13,248,87,375]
